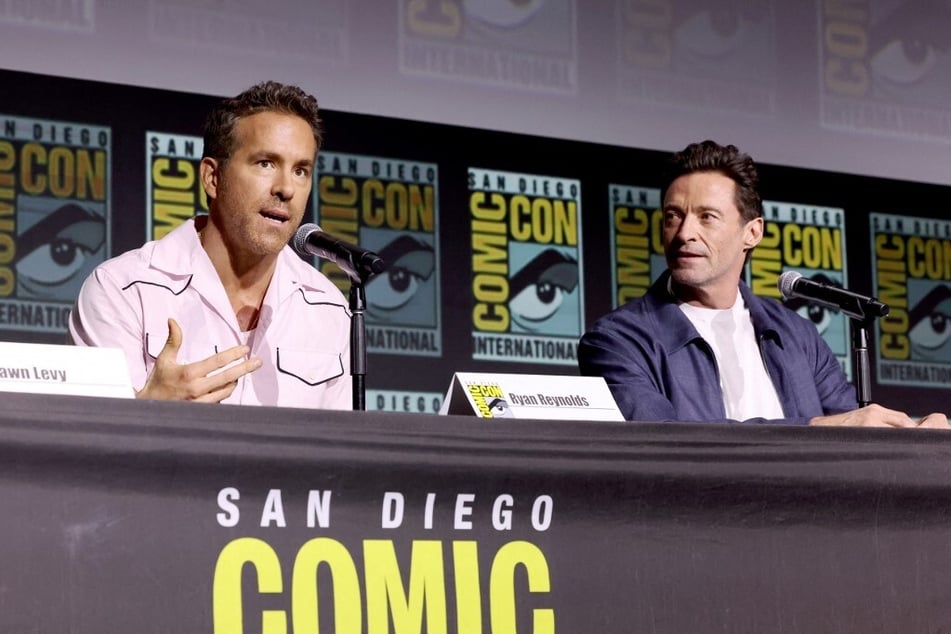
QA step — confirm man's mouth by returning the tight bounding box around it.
[260,208,290,223]
[672,251,703,260]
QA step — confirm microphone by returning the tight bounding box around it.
[778,271,888,321]
[292,223,385,281]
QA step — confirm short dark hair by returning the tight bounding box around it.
[661,140,763,222]
[202,81,322,161]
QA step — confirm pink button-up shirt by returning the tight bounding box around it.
[69,219,352,409]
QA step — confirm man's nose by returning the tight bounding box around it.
[674,212,700,240]
[272,168,296,201]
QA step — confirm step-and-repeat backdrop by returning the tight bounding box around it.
[0,69,947,415]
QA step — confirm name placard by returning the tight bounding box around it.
[0,342,134,399]
[439,372,624,421]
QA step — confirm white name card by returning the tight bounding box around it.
[0,341,135,399]
[439,372,624,421]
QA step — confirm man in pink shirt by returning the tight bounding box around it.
[69,81,352,409]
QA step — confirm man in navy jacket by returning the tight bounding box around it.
[579,140,947,428]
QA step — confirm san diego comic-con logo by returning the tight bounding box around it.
[146,132,207,241]
[212,485,556,632]
[465,382,515,419]
[468,167,583,366]
[609,184,664,308]
[0,115,110,334]
[820,0,951,139]
[749,202,851,379]
[871,213,951,388]
[315,152,442,357]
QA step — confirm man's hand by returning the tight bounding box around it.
[809,404,949,429]
[913,412,951,429]
[135,318,262,402]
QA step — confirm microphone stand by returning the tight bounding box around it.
[779,271,888,409]
[292,223,384,412]
[349,281,368,411]
[851,318,874,408]
[338,253,384,412]
[843,298,888,409]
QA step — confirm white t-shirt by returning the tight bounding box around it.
[679,290,785,421]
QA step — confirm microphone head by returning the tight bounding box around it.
[777,270,802,299]
[292,222,321,257]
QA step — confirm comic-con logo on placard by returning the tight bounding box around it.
[465,381,514,419]
[616,0,776,115]
[0,115,110,333]
[819,1,951,140]
[315,152,441,357]
[146,132,207,241]
[871,214,951,388]
[469,168,583,366]
[398,0,577,94]
[748,202,851,379]
[609,185,664,308]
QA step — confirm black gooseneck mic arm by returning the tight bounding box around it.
[293,224,384,411]
[778,271,888,408]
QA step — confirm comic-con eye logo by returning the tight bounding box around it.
[908,283,951,361]
[867,1,949,87]
[782,272,842,337]
[14,202,105,300]
[486,397,514,418]
[366,235,436,321]
[464,0,546,28]
[315,153,442,357]
[671,3,769,58]
[872,213,951,388]
[622,1,768,67]
[509,248,578,333]
[0,116,111,333]
[468,168,583,365]
[466,382,513,418]
[823,0,950,95]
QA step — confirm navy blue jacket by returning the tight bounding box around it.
[578,273,858,424]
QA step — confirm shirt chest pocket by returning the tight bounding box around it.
[275,348,345,386]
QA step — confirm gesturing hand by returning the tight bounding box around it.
[135,318,262,403]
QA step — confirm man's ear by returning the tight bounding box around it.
[744,217,764,250]
[200,157,219,200]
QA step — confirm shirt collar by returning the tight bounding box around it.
[649,271,782,351]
